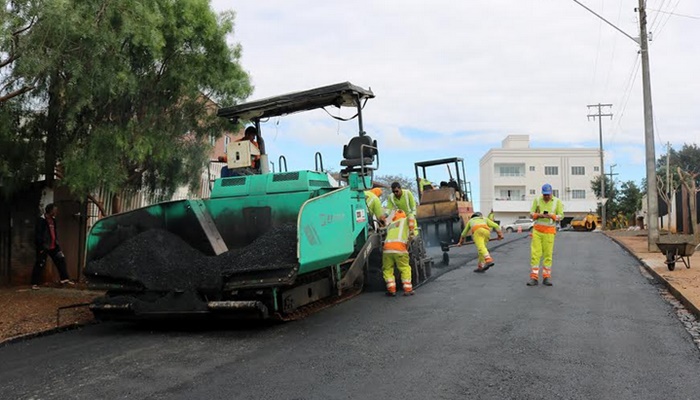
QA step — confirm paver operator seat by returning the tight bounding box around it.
[340,134,378,176]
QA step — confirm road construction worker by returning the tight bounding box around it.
[527,183,564,287]
[417,177,433,198]
[382,210,415,296]
[387,182,418,234]
[364,187,386,227]
[458,212,503,273]
[237,126,261,170]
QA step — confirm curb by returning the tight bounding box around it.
[0,320,99,348]
[606,233,700,319]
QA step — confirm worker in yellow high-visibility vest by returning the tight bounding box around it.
[382,210,415,296]
[458,212,503,273]
[528,183,564,287]
[364,187,386,227]
[387,182,418,235]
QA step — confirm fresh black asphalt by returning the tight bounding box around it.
[2,232,700,400]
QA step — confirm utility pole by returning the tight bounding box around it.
[573,0,660,250]
[638,0,659,251]
[587,103,613,230]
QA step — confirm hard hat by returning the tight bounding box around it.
[541,183,553,195]
[370,188,382,197]
[471,212,482,219]
[392,210,407,221]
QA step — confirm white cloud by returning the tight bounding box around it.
[212,0,700,178]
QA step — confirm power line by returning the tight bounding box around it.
[654,0,685,40]
[608,54,641,147]
[648,6,699,20]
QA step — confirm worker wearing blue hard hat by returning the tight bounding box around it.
[527,183,564,287]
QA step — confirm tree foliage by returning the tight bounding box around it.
[1,0,252,202]
[373,174,418,203]
[617,180,643,220]
[656,143,700,190]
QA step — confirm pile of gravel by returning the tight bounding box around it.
[86,224,300,290]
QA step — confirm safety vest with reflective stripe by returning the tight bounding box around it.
[364,190,384,220]
[387,190,417,217]
[461,216,500,238]
[384,218,411,253]
[530,195,564,234]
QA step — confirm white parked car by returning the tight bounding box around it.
[504,218,534,233]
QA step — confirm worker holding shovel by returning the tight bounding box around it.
[458,212,504,273]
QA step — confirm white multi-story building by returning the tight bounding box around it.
[480,135,601,226]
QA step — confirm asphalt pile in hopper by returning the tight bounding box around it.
[86,224,299,290]
[218,223,298,276]
[85,229,221,291]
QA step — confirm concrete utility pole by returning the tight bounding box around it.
[587,103,613,230]
[573,0,660,250]
[638,0,659,251]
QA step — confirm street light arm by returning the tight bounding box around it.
[571,0,639,44]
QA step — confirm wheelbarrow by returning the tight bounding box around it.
[439,237,501,266]
[656,241,700,271]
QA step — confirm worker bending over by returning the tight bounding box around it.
[458,212,503,273]
[527,183,564,287]
[364,187,386,227]
[382,210,415,296]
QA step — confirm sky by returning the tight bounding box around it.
[211,0,700,210]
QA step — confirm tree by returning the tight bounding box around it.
[617,180,643,221]
[373,174,418,204]
[656,143,700,190]
[3,0,252,211]
[678,167,699,244]
[590,174,619,222]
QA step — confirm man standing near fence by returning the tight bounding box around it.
[31,203,75,290]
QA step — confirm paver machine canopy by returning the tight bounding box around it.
[414,157,474,246]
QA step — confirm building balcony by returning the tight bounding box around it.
[493,198,600,214]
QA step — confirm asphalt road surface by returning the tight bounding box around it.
[2,232,700,400]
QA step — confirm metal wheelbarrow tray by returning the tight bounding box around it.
[656,241,699,271]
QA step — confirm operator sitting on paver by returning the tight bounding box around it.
[382,210,415,297]
[458,212,503,273]
[387,182,418,235]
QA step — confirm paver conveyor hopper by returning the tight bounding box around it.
[84,83,433,320]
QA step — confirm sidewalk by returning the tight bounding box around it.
[0,285,102,344]
[607,230,700,316]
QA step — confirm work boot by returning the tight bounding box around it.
[526,278,539,286]
[386,290,397,297]
[403,289,414,296]
[483,257,495,271]
[473,266,485,273]
[542,277,553,286]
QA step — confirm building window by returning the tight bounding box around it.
[594,166,600,172]
[209,134,217,147]
[529,166,535,172]
[571,166,585,175]
[545,166,558,176]
[529,189,536,195]
[552,189,560,197]
[499,165,523,177]
[498,189,523,200]
[572,190,586,199]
